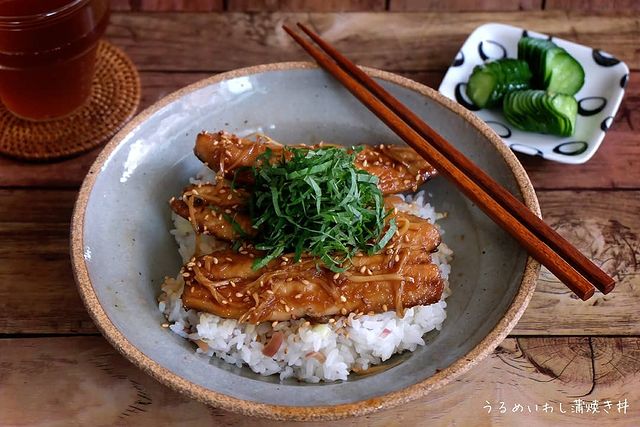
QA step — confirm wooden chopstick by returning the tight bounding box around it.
[294,23,615,296]
[283,24,608,301]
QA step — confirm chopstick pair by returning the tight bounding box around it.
[283,23,615,301]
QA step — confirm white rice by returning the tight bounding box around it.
[159,173,452,382]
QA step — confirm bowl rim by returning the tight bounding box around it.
[71,61,541,421]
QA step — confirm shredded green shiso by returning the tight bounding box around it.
[245,146,396,272]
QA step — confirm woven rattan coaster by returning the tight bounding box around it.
[0,41,140,161]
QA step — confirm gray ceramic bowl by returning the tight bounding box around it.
[71,62,540,421]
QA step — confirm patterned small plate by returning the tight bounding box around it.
[438,23,629,164]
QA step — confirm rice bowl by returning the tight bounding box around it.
[71,62,540,420]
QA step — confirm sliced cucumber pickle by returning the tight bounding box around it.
[503,89,577,137]
[466,58,532,108]
[518,37,585,95]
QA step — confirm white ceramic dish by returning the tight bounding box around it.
[439,22,629,164]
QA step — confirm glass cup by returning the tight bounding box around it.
[0,0,110,121]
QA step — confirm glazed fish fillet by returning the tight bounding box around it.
[179,211,444,323]
[194,131,437,194]
[169,180,254,242]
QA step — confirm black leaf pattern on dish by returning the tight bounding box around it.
[485,121,512,138]
[601,116,614,132]
[478,40,507,61]
[454,83,480,111]
[578,97,607,116]
[509,143,543,157]
[553,141,588,156]
[620,73,629,89]
[592,49,620,67]
[452,51,464,67]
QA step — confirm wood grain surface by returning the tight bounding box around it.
[545,0,640,10]
[389,0,542,11]
[1,337,638,425]
[1,189,637,335]
[111,0,640,12]
[227,0,386,12]
[104,12,638,72]
[0,9,638,426]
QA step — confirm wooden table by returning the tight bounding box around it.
[1,8,638,426]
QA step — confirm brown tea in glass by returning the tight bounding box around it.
[0,0,110,121]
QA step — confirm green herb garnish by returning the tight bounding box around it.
[249,146,395,272]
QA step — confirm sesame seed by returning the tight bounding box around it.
[213,257,219,264]
[221,300,228,305]
[190,286,195,292]
[340,308,348,315]
[415,173,421,181]
[235,292,243,297]
[272,321,278,327]
[366,268,373,276]
[382,304,388,311]
[332,273,340,280]
[161,323,169,328]
[280,261,287,266]
[224,209,232,214]
[227,194,233,200]
[403,179,411,185]
[363,159,369,167]
[395,254,400,262]
[359,266,367,274]
[225,257,233,262]
[294,293,302,299]
[266,289,274,294]
[404,235,410,242]
[182,272,190,277]
[340,295,347,302]
[301,279,311,286]
[281,256,289,262]
[219,188,226,194]
[328,318,336,324]
[304,321,311,327]
[285,277,293,282]
[284,305,291,313]
[408,277,415,283]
